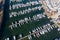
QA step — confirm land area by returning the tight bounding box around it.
[0,0,5,26]
[41,0,60,27]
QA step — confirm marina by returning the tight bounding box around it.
[1,0,60,40]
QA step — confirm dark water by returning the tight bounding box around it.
[0,0,9,40]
